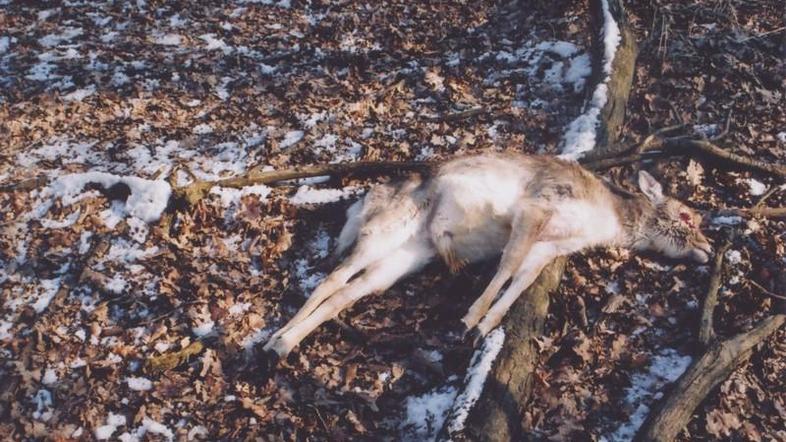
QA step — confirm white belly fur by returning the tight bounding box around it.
[428,164,621,263]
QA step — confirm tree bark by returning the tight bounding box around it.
[591,0,638,155]
[457,258,566,442]
[698,238,733,346]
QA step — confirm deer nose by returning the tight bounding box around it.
[692,242,713,264]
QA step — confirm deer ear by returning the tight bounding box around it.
[638,170,664,203]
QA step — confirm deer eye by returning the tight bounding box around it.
[679,212,695,228]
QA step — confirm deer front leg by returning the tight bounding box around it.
[474,242,556,339]
[461,208,550,333]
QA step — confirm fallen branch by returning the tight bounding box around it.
[49,236,111,311]
[698,236,733,346]
[174,160,435,207]
[0,176,48,193]
[424,107,487,122]
[145,340,205,373]
[713,206,786,220]
[634,314,786,442]
[663,137,786,179]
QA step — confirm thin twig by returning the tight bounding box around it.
[749,279,786,301]
[307,404,331,435]
[424,107,486,122]
[710,107,734,141]
[713,206,786,220]
[753,186,782,209]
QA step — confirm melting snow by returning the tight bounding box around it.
[444,328,506,434]
[290,185,361,205]
[280,130,305,148]
[560,0,621,159]
[96,412,127,440]
[63,85,96,102]
[402,377,459,442]
[126,376,153,391]
[602,348,692,442]
[42,172,171,223]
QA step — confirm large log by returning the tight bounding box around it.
[634,314,786,442]
[698,237,733,346]
[457,257,566,441]
[591,0,638,155]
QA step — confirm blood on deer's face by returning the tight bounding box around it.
[637,171,713,264]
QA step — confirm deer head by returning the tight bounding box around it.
[635,170,713,263]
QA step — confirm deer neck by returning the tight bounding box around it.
[610,191,654,250]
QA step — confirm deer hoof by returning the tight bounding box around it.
[463,327,483,348]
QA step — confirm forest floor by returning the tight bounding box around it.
[1,0,785,440]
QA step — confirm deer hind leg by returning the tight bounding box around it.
[265,183,426,349]
[263,246,377,350]
[474,242,555,338]
[461,208,550,332]
[267,239,434,358]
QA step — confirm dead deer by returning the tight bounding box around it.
[259,152,712,367]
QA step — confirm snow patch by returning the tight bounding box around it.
[444,328,506,434]
[42,172,171,223]
[559,0,621,159]
[153,33,182,46]
[96,412,127,440]
[280,130,305,148]
[63,85,96,102]
[290,185,361,205]
[209,184,271,208]
[293,228,331,294]
[200,34,232,54]
[192,320,215,337]
[602,348,692,442]
[126,376,153,391]
[712,215,743,226]
[39,27,83,47]
[42,368,58,385]
[118,417,174,442]
[192,123,214,135]
[743,178,767,196]
[402,379,459,442]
